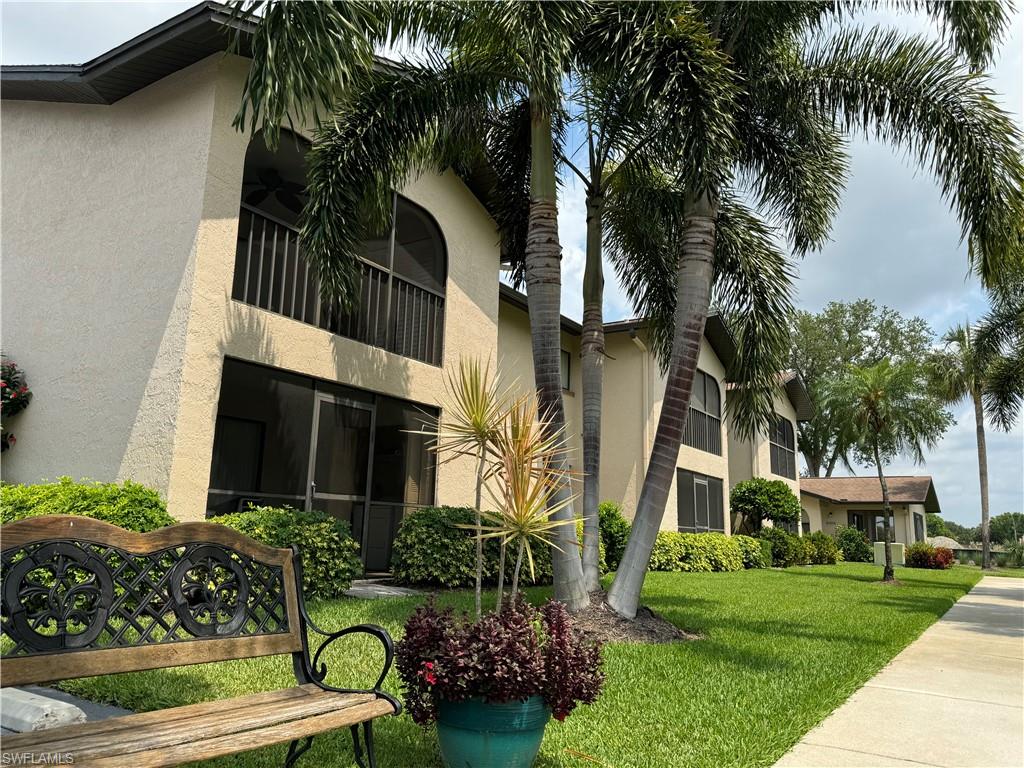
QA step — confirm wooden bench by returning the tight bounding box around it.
[0,516,400,767]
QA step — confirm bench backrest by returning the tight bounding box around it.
[1,516,303,687]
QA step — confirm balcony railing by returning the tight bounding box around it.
[233,205,444,366]
[683,407,722,455]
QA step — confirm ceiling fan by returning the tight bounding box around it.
[242,167,306,214]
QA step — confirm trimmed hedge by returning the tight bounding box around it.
[390,506,606,588]
[806,531,841,565]
[649,531,744,572]
[835,525,873,563]
[730,477,801,531]
[756,526,807,568]
[212,505,362,598]
[732,534,768,568]
[598,501,631,571]
[0,477,175,531]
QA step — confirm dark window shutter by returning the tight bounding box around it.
[709,477,724,532]
[677,469,695,532]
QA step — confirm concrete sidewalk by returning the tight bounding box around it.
[776,576,1024,768]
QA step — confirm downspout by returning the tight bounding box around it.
[631,331,650,487]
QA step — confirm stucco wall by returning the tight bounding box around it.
[2,53,500,522]
[165,56,501,520]
[802,496,924,544]
[727,388,802,500]
[1,57,220,493]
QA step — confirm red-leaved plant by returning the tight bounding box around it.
[396,596,603,726]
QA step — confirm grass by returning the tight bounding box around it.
[62,563,981,768]
[957,562,1024,578]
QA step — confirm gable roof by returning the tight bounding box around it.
[2,2,253,105]
[800,476,940,513]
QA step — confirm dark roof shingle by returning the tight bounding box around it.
[801,476,940,513]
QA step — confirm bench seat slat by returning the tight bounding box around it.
[2,688,396,768]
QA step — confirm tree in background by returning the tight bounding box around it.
[790,301,933,477]
[989,513,1024,546]
[830,361,952,581]
[945,519,981,546]
[926,513,950,538]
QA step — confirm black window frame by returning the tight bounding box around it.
[683,369,722,455]
[677,469,725,534]
[560,349,572,391]
[769,414,797,479]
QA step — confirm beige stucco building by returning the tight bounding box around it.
[800,476,938,545]
[2,3,815,569]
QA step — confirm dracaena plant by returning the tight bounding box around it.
[423,357,512,618]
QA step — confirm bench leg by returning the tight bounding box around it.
[351,721,378,768]
[284,736,314,768]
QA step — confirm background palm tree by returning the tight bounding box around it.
[831,361,952,581]
[976,276,1024,433]
[929,307,1022,569]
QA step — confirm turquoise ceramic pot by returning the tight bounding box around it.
[436,696,551,768]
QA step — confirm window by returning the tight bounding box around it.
[769,415,796,479]
[683,369,722,455]
[849,510,890,542]
[560,349,571,391]
[914,513,925,542]
[677,470,725,533]
[848,511,867,535]
[233,131,447,365]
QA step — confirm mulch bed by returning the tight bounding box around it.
[572,593,698,645]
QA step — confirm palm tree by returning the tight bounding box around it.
[230,0,738,610]
[831,361,952,581]
[930,301,1023,570]
[976,276,1024,433]
[601,3,1024,619]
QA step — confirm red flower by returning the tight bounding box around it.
[424,672,437,685]
[553,712,567,722]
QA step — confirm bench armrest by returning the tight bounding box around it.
[299,621,402,714]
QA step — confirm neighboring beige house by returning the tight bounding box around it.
[2,2,815,570]
[800,476,939,545]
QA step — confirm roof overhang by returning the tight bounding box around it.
[601,314,736,368]
[800,477,941,514]
[781,371,814,422]
[1,2,254,105]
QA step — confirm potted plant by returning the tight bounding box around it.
[399,373,604,767]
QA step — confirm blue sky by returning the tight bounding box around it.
[3,1,1021,525]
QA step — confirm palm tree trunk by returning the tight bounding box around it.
[525,96,589,613]
[473,445,485,619]
[606,190,718,619]
[580,191,605,593]
[972,389,992,569]
[873,442,895,582]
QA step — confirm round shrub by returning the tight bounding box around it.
[389,506,561,588]
[806,531,841,565]
[0,477,175,531]
[733,534,768,568]
[835,525,872,563]
[213,505,362,598]
[598,501,631,571]
[730,477,800,532]
[905,542,954,570]
[756,526,806,568]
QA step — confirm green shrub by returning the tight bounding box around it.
[213,505,361,598]
[598,501,631,571]
[759,538,775,568]
[648,531,744,572]
[806,531,841,564]
[733,534,768,568]
[0,477,175,531]
[756,526,806,567]
[730,477,801,532]
[835,525,873,563]
[905,541,954,570]
[390,506,565,588]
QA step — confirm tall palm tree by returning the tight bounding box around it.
[602,3,1024,619]
[930,306,1022,569]
[229,0,737,611]
[831,361,952,581]
[976,276,1024,433]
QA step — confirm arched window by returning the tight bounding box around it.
[233,132,447,365]
[769,415,796,479]
[683,368,722,455]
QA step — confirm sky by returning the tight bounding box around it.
[3,1,1021,525]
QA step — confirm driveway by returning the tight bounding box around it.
[776,575,1024,768]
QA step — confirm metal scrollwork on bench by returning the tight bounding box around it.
[1,539,289,658]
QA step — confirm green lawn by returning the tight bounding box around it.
[957,563,1024,578]
[62,563,981,768]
